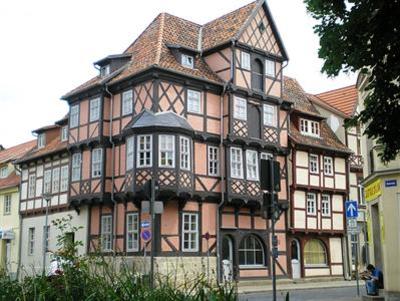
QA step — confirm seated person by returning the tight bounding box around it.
[362,264,384,295]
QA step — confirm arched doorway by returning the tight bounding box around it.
[291,239,301,261]
[291,239,301,279]
[221,235,234,281]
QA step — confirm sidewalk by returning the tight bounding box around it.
[238,278,358,294]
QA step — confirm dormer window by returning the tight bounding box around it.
[38,133,46,148]
[181,54,194,69]
[61,126,68,142]
[100,65,110,77]
[300,118,320,137]
[0,166,8,178]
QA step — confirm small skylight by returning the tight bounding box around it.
[181,54,194,69]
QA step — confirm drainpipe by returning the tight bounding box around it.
[104,84,117,255]
[14,164,23,279]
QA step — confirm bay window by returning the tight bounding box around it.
[159,135,175,168]
[233,97,247,121]
[246,150,259,181]
[137,135,152,168]
[180,136,190,170]
[230,147,243,179]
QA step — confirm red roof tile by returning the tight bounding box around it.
[315,85,358,117]
[17,138,67,164]
[0,140,36,164]
[0,171,20,190]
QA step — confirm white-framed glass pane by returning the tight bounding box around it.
[71,153,82,182]
[52,168,60,193]
[304,239,327,266]
[208,146,219,176]
[324,157,333,175]
[126,213,139,252]
[28,228,35,255]
[181,54,194,68]
[265,59,275,77]
[234,97,247,121]
[92,148,103,178]
[4,194,11,215]
[309,154,319,173]
[260,152,273,160]
[241,51,251,70]
[89,97,101,122]
[263,104,277,126]
[307,193,316,215]
[43,170,52,194]
[61,126,68,142]
[321,194,330,216]
[230,147,243,179]
[70,104,79,128]
[101,215,112,251]
[126,136,134,170]
[187,90,201,113]
[182,213,198,252]
[239,235,265,266]
[0,166,7,178]
[100,65,110,77]
[38,134,46,148]
[137,135,152,167]
[159,135,175,168]
[28,174,36,198]
[122,90,133,116]
[180,136,190,170]
[246,150,259,181]
[60,165,69,192]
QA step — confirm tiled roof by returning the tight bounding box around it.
[283,77,321,117]
[202,1,258,50]
[0,140,36,164]
[0,171,20,190]
[63,1,262,98]
[306,93,348,118]
[289,121,352,154]
[17,138,67,164]
[315,85,358,117]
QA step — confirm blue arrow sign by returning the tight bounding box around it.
[345,201,358,218]
[141,220,150,228]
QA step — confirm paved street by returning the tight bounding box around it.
[240,286,364,301]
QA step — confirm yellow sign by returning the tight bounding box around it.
[365,178,381,202]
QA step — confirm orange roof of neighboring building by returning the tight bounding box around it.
[0,140,36,164]
[315,85,358,117]
[0,171,20,190]
[17,138,67,164]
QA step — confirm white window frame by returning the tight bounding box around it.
[324,156,333,176]
[126,136,134,170]
[321,194,330,216]
[230,147,243,179]
[300,119,320,137]
[28,227,35,255]
[180,136,190,171]
[137,135,152,168]
[241,51,251,70]
[43,169,52,194]
[52,167,60,193]
[89,97,101,122]
[181,54,194,69]
[261,152,273,160]
[0,166,8,178]
[126,213,139,252]
[4,194,11,215]
[38,133,46,149]
[100,65,110,77]
[265,59,275,77]
[71,153,82,182]
[246,150,259,181]
[70,104,79,128]
[101,215,112,252]
[60,165,69,192]
[208,146,219,176]
[309,154,319,174]
[61,126,68,142]
[238,235,265,267]
[187,90,201,114]
[182,212,199,252]
[263,104,277,127]
[159,135,175,168]
[307,193,316,215]
[234,96,247,121]
[122,90,133,116]
[92,148,103,178]
[28,174,36,198]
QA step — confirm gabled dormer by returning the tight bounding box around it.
[299,118,320,138]
[167,43,198,69]
[93,54,132,78]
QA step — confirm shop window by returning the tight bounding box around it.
[304,239,327,266]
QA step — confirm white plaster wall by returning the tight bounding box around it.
[294,210,305,229]
[325,177,334,188]
[332,213,344,230]
[310,175,319,186]
[329,237,343,263]
[305,268,330,276]
[307,217,317,229]
[332,194,343,212]
[296,151,308,167]
[335,158,346,173]
[335,174,346,190]
[294,190,305,208]
[296,168,308,185]
[322,219,331,229]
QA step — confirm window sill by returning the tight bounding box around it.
[239,265,267,270]
[304,264,329,269]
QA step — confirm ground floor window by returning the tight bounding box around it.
[101,215,112,252]
[238,235,265,267]
[304,239,327,266]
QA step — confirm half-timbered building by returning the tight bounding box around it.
[61,0,291,280]
[285,77,352,278]
[16,116,88,274]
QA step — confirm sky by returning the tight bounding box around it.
[0,0,356,148]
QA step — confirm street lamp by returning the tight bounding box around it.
[42,193,51,275]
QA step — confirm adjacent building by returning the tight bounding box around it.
[357,72,400,300]
[0,140,35,277]
[16,116,88,275]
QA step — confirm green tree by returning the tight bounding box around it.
[304,0,400,162]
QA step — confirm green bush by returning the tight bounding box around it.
[0,216,237,301]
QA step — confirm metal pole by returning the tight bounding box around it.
[150,179,155,289]
[42,198,49,275]
[270,160,277,301]
[355,233,360,296]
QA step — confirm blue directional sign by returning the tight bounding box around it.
[141,220,150,228]
[385,179,397,187]
[345,201,358,218]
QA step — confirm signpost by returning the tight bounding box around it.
[346,200,360,296]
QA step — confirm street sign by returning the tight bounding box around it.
[347,219,360,234]
[141,229,151,242]
[385,179,397,187]
[141,220,150,228]
[345,200,358,218]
